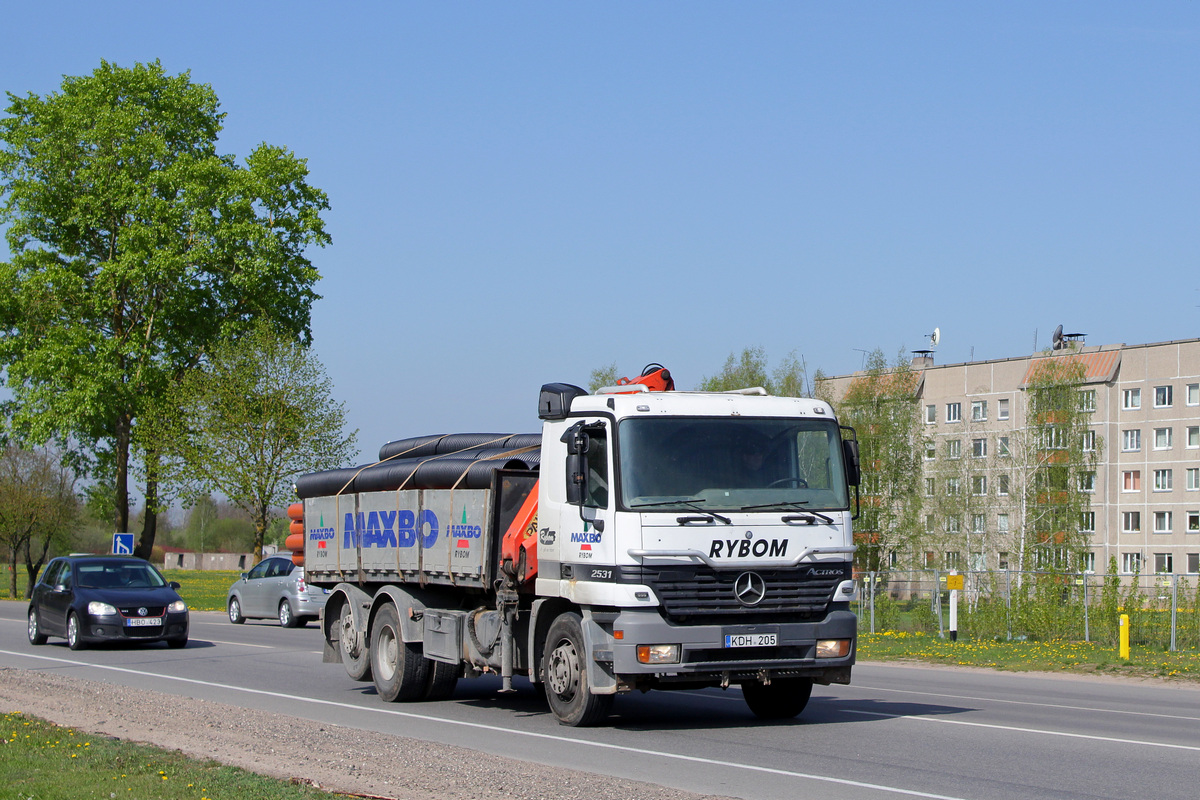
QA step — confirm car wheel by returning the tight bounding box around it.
[66,612,86,651]
[27,608,47,645]
[278,599,299,628]
[228,597,245,624]
[167,636,188,649]
[543,612,613,727]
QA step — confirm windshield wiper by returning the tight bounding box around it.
[739,500,810,511]
[631,498,731,525]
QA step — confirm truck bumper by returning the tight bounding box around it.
[601,607,856,684]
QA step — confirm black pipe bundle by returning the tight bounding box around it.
[296,432,540,499]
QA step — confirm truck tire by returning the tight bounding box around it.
[370,603,429,702]
[741,678,813,719]
[543,612,613,727]
[424,659,460,701]
[337,603,372,681]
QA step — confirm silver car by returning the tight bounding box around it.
[226,555,328,627]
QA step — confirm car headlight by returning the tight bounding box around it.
[87,601,118,616]
[168,600,188,614]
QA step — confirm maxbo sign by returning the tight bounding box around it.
[342,509,439,549]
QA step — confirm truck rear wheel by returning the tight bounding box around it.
[741,678,813,720]
[424,659,460,701]
[336,602,372,681]
[543,612,613,727]
[370,603,429,702]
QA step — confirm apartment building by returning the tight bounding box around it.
[821,337,1200,577]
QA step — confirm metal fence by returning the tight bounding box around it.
[852,569,1200,651]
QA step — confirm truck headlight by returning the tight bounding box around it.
[816,639,851,658]
[636,644,680,664]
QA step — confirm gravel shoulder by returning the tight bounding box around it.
[0,667,730,800]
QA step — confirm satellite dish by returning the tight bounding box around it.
[1052,324,1064,351]
[931,327,941,347]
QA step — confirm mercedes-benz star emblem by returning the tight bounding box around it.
[733,572,766,606]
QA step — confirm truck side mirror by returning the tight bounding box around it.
[561,423,589,505]
[842,439,861,487]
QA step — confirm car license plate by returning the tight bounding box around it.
[125,617,162,627]
[724,633,777,648]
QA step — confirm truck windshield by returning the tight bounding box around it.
[618,416,850,512]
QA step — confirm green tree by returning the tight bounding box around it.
[816,349,924,573]
[143,322,357,561]
[1013,356,1101,573]
[698,346,808,396]
[0,60,330,560]
[588,362,619,393]
[0,445,79,596]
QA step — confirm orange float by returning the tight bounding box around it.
[287,502,304,521]
[291,552,305,567]
[289,519,304,536]
[285,532,305,552]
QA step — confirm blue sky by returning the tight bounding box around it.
[3,2,1197,463]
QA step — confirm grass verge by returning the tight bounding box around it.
[0,711,335,799]
[858,630,1200,681]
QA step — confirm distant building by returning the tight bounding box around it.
[820,336,1200,577]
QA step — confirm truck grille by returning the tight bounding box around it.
[622,564,848,625]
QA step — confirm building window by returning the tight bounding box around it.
[1154,469,1173,492]
[972,513,986,533]
[947,439,961,459]
[1122,552,1142,573]
[1122,429,1141,452]
[1123,471,1141,492]
[1154,385,1173,407]
[925,442,936,460]
[972,475,987,495]
[1187,511,1199,533]
[1081,430,1096,452]
[1155,553,1173,573]
[925,477,935,497]
[1188,426,1199,449]
[1188,383,1199,406]
[946,402,962,423]
[924,551,936,568]
[997,513,1009,533]
[998,474,1010,496]
[970,552,986,571]
[946,477,961,496]
[1081,552,1096,573]
[998,398,1010,420]
[945,551,961,570]
[1123,388,1141,410]
[972,438,987,458]
[1189,468,1200,491]
[1079,472,1095,493]
[998,551,1010,570]
[1041,426,1067,450]
[1122,511,1141,533]
[946,516,961,534]
[1154,511,1172,533]
[998,436,1010,457]
[971,400,987,421]
[925,515,936,532]
[1080,511,1095,532]
[888,551,899,569]
[1078,389,1096,412]
[1188,553,1199,574]
[926,404,936,424]
[1154,427,1173,449]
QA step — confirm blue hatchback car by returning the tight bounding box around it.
[27,555,189,650]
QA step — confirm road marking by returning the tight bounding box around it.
[848,682,1200,723]
[844,709,1200,751]
[200,639,274,648]
[1,649,970,800]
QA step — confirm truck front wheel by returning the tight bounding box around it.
[741,677,813,720]
[543,612,613,727]
[370,603,429,702]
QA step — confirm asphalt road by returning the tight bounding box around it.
[2,603,1198,800]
